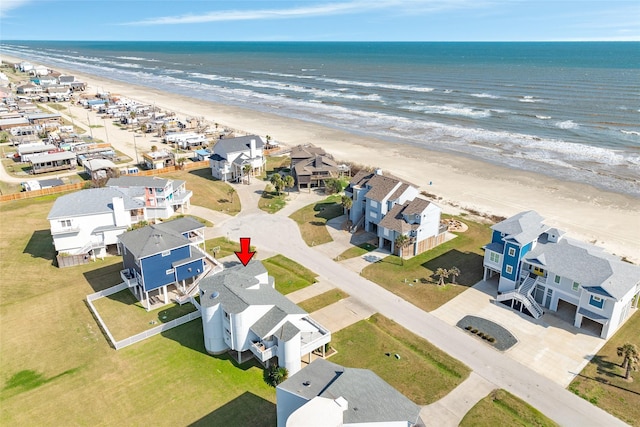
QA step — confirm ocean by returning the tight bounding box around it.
[2,41,639,196]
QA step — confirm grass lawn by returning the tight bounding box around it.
[330,314,470,405]
[0,195,276,426]
[259,156,290,180]
[335,242,377,261]
[568,310,640,426]
[205,237,246,259]
[165,168,241,215]
[289,195,344,246]
[258,186,287,214]
[361,215,491,312]
[298,289,349,313]
[262,254,318,294]
[460,389,559,427]
[91,290,197,341]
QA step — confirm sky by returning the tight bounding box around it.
[0,0,639,42]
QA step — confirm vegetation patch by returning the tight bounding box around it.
[289,195,343,246]
[330,314,470,405]
[204,237,252,259]
[361,215,491,311]
[259,156,290,180]
[298,290,349,313]
[335,242,377,261]
[568,311,640,426]
[460,389,559,427]
[166,168,241,215]
[258,185,287,214]
[262,255,318,294]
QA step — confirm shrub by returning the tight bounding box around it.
[471,329,478,334]
[465,325,472,331]
[265,365,289,387]
[488,337,496,343]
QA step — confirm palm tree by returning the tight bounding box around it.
[227,187,236,203]
[270,173,283,195]
[283,175,295,194]
[449,266,461,284]
[243,164,252,184]
[341,195,353,216]
[617,343,639,381]
[435,268,449,286]
[395,234,410,265]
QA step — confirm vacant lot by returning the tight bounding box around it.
[262,254,318,295]
[460,389,559,427]
[289,195,343,246]
[568,311,640,426]
[361,215,491,311]
[166,168,241,215]
[330,314,470,405]
[0,196,276,426]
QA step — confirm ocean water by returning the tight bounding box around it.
[2,41,639,196]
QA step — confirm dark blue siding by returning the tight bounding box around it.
[491,230,503,244]
[502,242,520,281]
[140,245,191,291]
[176,259,205,282]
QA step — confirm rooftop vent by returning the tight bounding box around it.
[210,291,219,299]
[303,380,311,387]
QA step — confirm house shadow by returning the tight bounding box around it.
[82,262,125,292]
[188,168,217,181]
[421,249,484,288]
[23,229,55,262]
[188,391,276,427]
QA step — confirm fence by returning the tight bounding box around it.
[0,160,210,203]
[86,282,201,350]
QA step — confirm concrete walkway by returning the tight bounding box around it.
[286,278,336,304]
[419,372,496,427]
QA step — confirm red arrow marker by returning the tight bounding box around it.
[234,237,256,266]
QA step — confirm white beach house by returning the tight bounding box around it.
[209,135,266,182]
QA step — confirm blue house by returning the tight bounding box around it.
[118,216,207,310]
[483,211,640,338]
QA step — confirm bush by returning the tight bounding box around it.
[465,325,472,331]
[265,365,289,387]
[488,337,496,343]
[471,329,478,334]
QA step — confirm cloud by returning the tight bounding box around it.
[120,0,474,26]
[0,0,32,18]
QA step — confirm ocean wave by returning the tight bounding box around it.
[115,56,159,62]
[519,96,540,103]
[536,115,551,120]
[621,130,640,136]
[402,103,492,119]
[556,120,579,130]
[471,93,500,99]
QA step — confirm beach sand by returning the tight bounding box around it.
[4,54,639,262]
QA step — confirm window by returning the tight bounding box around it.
[161,250,171,257]
[589,295,604,309]
[490,252,500,263]
[505,265,513,274]
[59,219,71,228]
[572,281,580,292]
[165,268,174,275]
[508,247,516,257]
[554,275,561,284]
[370,200,378,208]
[369,211,377,219]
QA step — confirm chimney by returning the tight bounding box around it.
[112,196,128,226]
[375,168,383,175]
[250,138,257,159]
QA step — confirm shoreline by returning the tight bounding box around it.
[3,54,639,262]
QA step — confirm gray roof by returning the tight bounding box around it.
[251,306,289,339]
[365,174,403,202]
[30,151,76,163]
[118,217,203,259]
[213,135,264,158]
[107,175,170,189]
[293,155,338,177]
[276,321,302,342]
[278,359,420,425]
[524,238,640,300]
[199,260,307,316]
[47,187,144,219]
[492,210,548,245]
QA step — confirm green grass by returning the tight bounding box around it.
[262,254,318,294]
[331,314,470,405]
[205,237,244,259]
[46,103,67,111]
[289,195,344,246]
[567,310,640,426]
[165,168,241,215]
[258,187,287,214]
[91,290,198,341]
[0,196,276,426]
[361,215,491,312]
[335,242,377,261]
[298,289,349,313]
[460,389,559,427]
[259,156,290,180]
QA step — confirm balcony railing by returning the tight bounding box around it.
[50,225,81,235]
[250,341,277,362]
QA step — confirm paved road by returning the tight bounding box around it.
[203,181,628,427]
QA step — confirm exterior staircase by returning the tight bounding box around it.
[496,275,544,319]
[350,215,365,234]
[173,252,224,305]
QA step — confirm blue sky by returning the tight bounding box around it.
[1,0,638,41]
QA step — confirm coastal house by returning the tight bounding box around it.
[483,211,640,339]
[107,176,192,219]
[30,151,77,174]
[47,187,147,260]
[142,149,174,170]
[198,260,331,376]
[84,158,118,182]
[118,217,207,310]
[276,359,421,427]
[290,145,339,192]
[345,169,446,256]
[209,135,266,182]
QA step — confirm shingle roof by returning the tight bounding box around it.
[290,145,327,162]
[107,175,170,189]
[278,359,420,425]
[118,223,190,259]
[251,306,289,339]
[293,155,339,176]
[47,187,144,219]
[213,135,264,158]
[492,210,548,245]
[378,198,431,234]
[364,175,402,202]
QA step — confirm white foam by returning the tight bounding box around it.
[471,93,500,99]
[621,130,640,136]
[536,115,551,120]
[556,120,579,130]
[403,103,492,119]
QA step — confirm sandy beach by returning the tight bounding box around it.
[3,54,639,262]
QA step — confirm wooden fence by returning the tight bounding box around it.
[0,160,210,203]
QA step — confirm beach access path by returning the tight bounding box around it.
[193,179,628,427]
